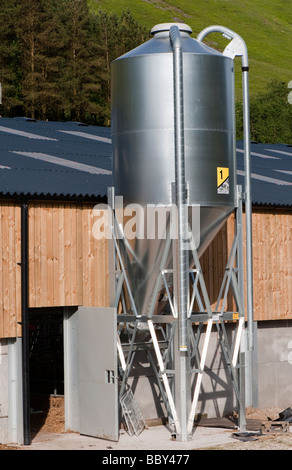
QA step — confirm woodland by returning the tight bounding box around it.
[0,0,148,125]
[0,0,290,143]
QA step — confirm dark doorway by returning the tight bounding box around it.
[29,307,64,396]
[28,307,65,438]
[29,308,64,395]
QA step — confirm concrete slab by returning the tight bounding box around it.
[13,425,236,451]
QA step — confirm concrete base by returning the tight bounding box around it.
[0,340,9,444]
[13,424,237,450]
[2,319,292,445]
[257,320,292,409]
[0,338,23,444]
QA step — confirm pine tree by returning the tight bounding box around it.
[0,4,149,124]
[16,0,44,119]
[0,0,22,116]
[91,9,149,125]
[16,0,67,120]
[56,0,103,123]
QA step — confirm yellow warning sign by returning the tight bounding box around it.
[217,167,229,187]
[217,167,230,194]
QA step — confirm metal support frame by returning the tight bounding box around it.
[197,24,257,408]
[186,188,246,434]
[108,184,246,441]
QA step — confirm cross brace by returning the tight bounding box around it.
[108,186,246,438]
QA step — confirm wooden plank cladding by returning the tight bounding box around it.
[199,209,292,322]
[0,203,21,338]
[199,217,234,314]
[250,209,292,321]
[28,202,109,310]
[0,200,291,339]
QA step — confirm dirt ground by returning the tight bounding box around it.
[208,433,292,450]
[30,395,65,435]
[205,407,292,450]
[1,398,292,450]
[0,395,65,451]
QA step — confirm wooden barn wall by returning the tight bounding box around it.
[250,209,292,321]
[80,203,109,308]
[0,201,291,339]
[199,215,234,313]
[0,203,22,338]
[200,209,292,322]
[28,202,109,310]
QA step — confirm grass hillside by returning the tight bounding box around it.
[88,0,292,99]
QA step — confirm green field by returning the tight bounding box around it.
[88,0,292,99]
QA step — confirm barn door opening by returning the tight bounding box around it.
[28,307,64,437]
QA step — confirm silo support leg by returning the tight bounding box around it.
[215,318,246,429]
[187,319,213,434]
[148,319,181,436]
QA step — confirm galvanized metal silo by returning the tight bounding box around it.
[112,22,236,208]
[111,23,237,319]
[110,22,252,443]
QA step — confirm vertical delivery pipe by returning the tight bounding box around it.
[197,25,256,406]
[242,61,257,407]
[169,25,188,353]
[170,25,189,441]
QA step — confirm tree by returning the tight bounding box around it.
[236,80,292,144]
[16,0,67,120]
[91,9,149,125]
[16,0,46,119]
[0,5,149,124]
[55,0,104,123]
[0,0,22,116]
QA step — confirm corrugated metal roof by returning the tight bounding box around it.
[0,117,113,199]
[236,141,292,207]
[0,117,290,206]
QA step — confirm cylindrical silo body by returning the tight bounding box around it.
[111,23,236,317]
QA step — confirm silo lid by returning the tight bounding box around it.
[151,23,192,35]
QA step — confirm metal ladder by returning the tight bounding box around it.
[120,385,146,436]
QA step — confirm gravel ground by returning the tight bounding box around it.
[206,433,292,450]
[204,407,292,450]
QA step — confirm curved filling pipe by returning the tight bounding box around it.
[169,25,188,352]
[198,26,255,408]
[196,25,248,67]
[196,28,253,350]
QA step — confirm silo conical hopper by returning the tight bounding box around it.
[111,23,237,318]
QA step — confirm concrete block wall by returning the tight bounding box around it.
[130,321,292,420]
[257,320,292,409]
[129,323,238,421]
[0,339,9,443]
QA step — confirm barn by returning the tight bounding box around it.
[0,117,291,444]
[0,117,111,443]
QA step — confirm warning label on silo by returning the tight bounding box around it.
[217,167,229,194]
